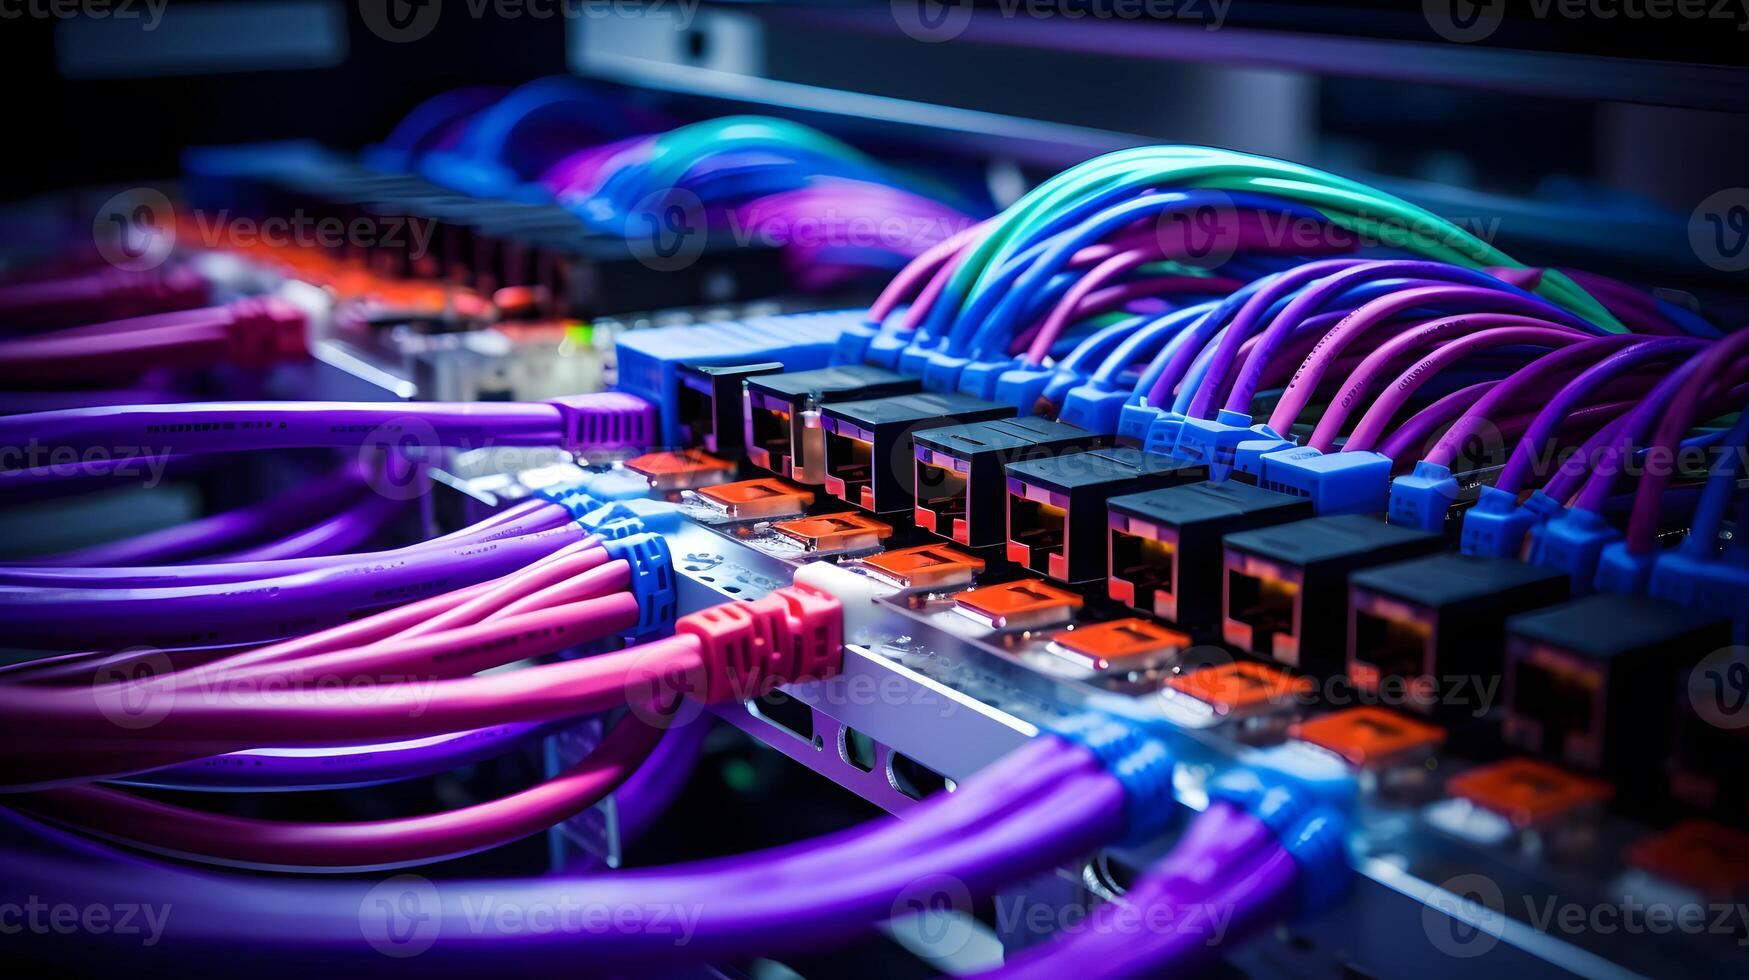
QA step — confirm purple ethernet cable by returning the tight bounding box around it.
[215,492,411,562]
[0,521,591,649]
[0,498,570,588]
[983,801,1301,979]
[118,723,551,793]
[0,393,655,464]
[0,735,1128,972]
[30,460,377,566]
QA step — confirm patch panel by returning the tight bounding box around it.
[1005,446,1202,584]
[1221,515,1443,675]
[1107,479,1313,631]
[1503,594,1729,782]
[820,391,1012,513]
[743,365,920,484]
[1346,553,1571,718]
[912,416,1105,548]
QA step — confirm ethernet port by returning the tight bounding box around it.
[913,458,968,520]
[675,375,715,447]
[749,405,792,472]
[825,431,873,500]
[1008,493,1067,572]
[1352,611,1429,685]
[1110,527,1173,612]
[1228,569,1296,654]
[1509,659,1599,759]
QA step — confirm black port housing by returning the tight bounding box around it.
[1108,481,1312,630]
[743,366,920,482]
[1348,553,1569,717]
[819,393,1013,514]
[1005,447,1201,584]
[913,417,1105,548]
[676,361,785,455]
[1506,594,1727,781]
[1222,515,1441,676]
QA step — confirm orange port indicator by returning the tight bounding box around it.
[626,449,736,490]
[772,513,893,552]
[1447,757,1611,828]
[1166,661,1312,715]
[696,478,814,519]
[954,579,1084,631]
[1053,618,1189,665]
[1291,707,1445,768]
[1630,820,1749,900]
[861,545,985,590]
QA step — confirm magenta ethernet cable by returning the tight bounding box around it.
[15,699,669,872]
[0,298,308,382]
[0,265,208,330]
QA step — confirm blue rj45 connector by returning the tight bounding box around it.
[1252,446,1390,515]
[1387,460,1460,532]
[1460,485,1538,557]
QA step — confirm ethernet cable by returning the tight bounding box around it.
[0,393,653,461]
[0,534,670,788]
[1624,330,1749,556]
[3,583,825,868]
[932,146,1621,333]
[0,298,307,382]
[1315,320,1588,452]
[14,708,672,871]
[0,265,209,330]
[0,721,1166,970]
[28,460,379,566]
